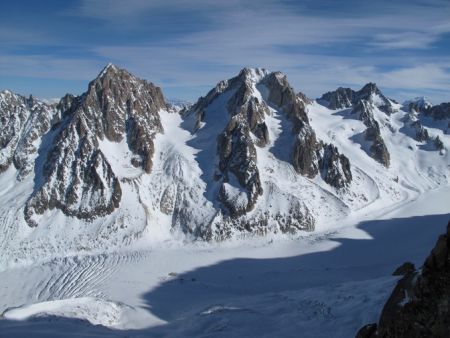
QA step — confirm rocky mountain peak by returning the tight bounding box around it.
[236,67,269,85]
[23,65,167,226]
[318,83,393,167]
[318,87,355,109]
[98,62,119,77]
[358,82,380,96]
[403,96,433,113]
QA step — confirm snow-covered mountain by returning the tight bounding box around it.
[0,64,449,267]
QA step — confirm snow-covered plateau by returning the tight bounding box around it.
[0,65,449,337]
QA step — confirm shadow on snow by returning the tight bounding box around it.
[1,213,449,338]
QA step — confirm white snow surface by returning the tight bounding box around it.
[1,73,449,268]
[1,70,450,337]
[0,186,448,337]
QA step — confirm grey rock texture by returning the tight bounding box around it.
[262,72,322,178]
[356,220,450,338]
[190,68,267,217]
[355,83,395,115]
[262,72,309,129]
[0,91,61,178]
[353,100,390,167]
[292,124,320,178]
[319,87,355,109]
[319,143,352,188]
[186,68,353,236]
[404,97,432,114]
[425,102,450,120]
[434,136,444,151]
[320,83,395,114]
[319,83,394,167]
[1,65,355,237]
[411,121,430,142]
[24,64,166,226]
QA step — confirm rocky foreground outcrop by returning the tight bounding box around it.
[357,220,450,338]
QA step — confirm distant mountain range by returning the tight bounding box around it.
[0,64,449,266]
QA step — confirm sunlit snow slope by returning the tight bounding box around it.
[0,66,449,269]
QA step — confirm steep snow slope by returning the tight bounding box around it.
[0,67,449,269]
[0,65,450,337]
[309,99,449,194]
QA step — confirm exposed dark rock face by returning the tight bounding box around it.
[263,72,353,188]
[262,72,324,178]
[216,69,268,217]
[392,262,415,276]
[24,64,166,226]
[297,91,313,106]
[262,72,309,129]
[319,143,352,188]
[189,68,268,217]
[319,83,393,167]
[353,100,390,167]
[217,118,263,217]
[0,91,61,179]
[356,220,450,338]
[434,136,444,151]
[320,83,395,115]
[319,87,355,109]
[188,79,229,132]
[355,83,395,115]
[411,121,430,142]
[292,124,320,178]
[404,97,432,114]
[186,68,352,235]
[425,102,450,120]
[367,131,390,168]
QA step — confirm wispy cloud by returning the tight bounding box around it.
[1,0,449,102]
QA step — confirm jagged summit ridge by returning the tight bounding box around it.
[183,67,354,236]
[23,65,167,226]
[318,83,396,167]
[0,64,449,264]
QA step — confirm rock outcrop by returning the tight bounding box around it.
[189,68,267,217]
[262,72,322,178]
[24,64,166,226]
[318,143,352,188]
[411,120,430,142]
[353,100,390,167]
[356,220,450,338]
[185,67,353,235]
[434,136,444,151]
[0,91,61,178]
[425,102,450,120]
[319,87,355,109]
[403,97,432,114]
[319,83,395,167]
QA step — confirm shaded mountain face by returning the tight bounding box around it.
[3,64,167,227]
[403,97,432,114]
[357,220,450,338]
[425,102,450,121]
[319,83,395,167]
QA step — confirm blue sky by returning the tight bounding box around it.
[1,0,449,103]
